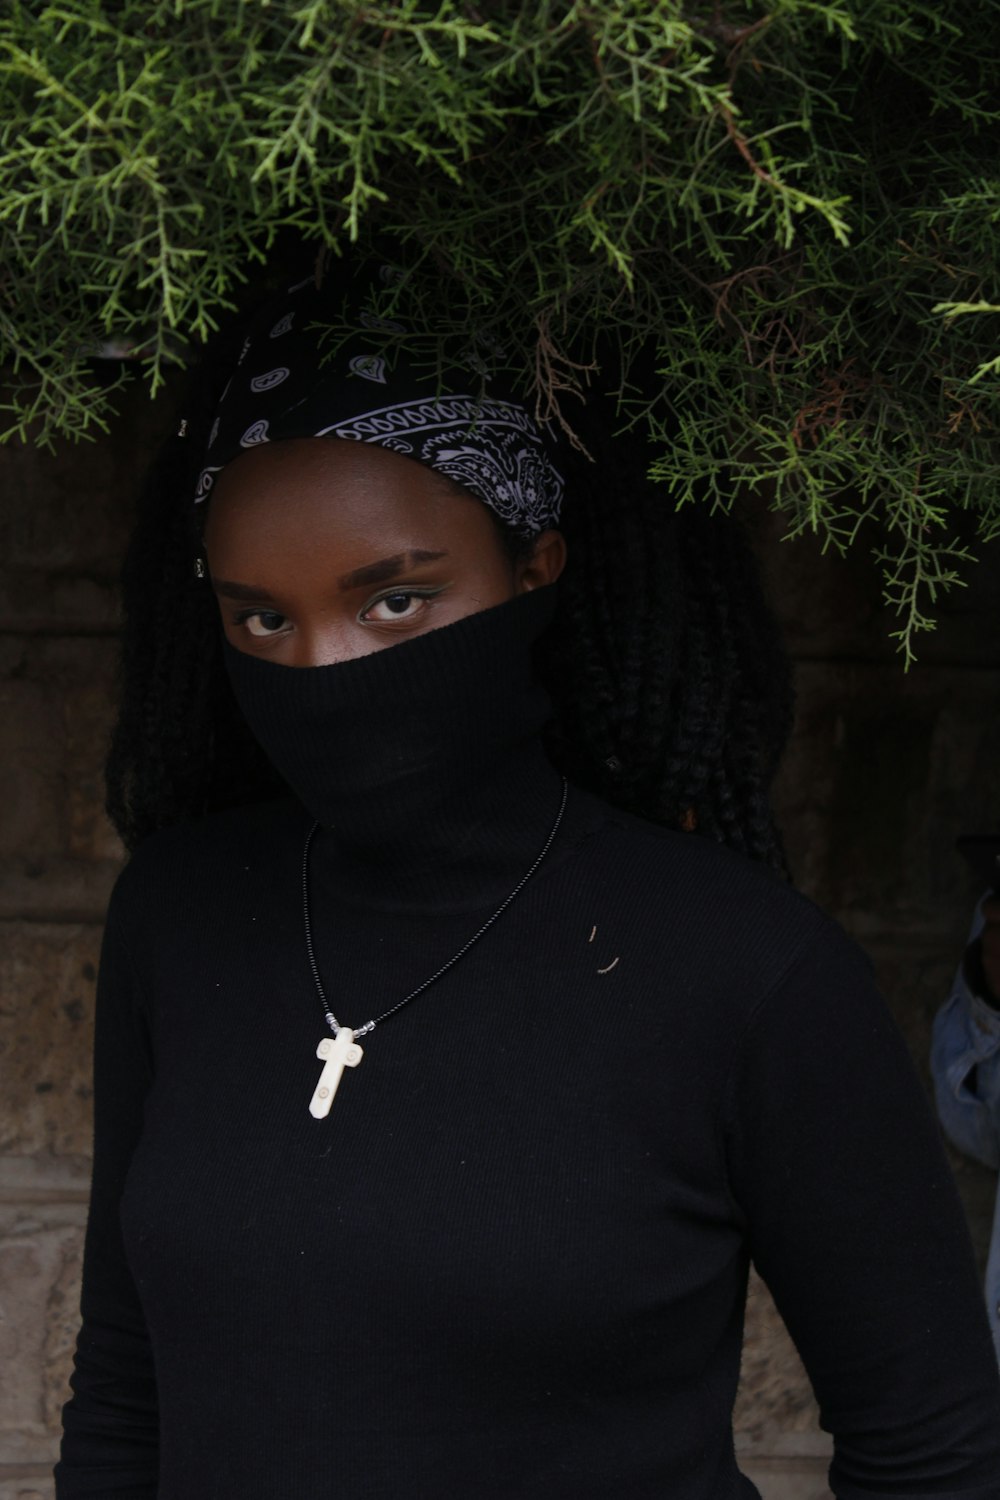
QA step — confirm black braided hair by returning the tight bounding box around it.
[538,423,792,870]
[105,321,285,846]
[106,338,793,874]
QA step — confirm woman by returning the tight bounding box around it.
[57,264,1000,1498]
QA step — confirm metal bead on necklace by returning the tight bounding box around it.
[302,777,569,1118]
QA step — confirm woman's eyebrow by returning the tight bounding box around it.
[212,579,277,602]
[337,550,448,591]
[210,550,449,601]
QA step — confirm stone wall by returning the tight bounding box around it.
[735,517,1000,1495]
[1,379,997,1499]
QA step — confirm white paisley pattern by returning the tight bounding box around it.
[249,367,290,393]
[194,467,218,501]
[420,430,562,533]
[192,280,566,530]
[349,354,388,384]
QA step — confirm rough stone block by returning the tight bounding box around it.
[0,864,119,927]
[0,1159,90,1206]
[0,924,100,1158]
[0,1205,85,1458]
[748,500,1000,669]
[0,1477,55,1500]
[734,1271,822,1448]
[738,1458,832,1500]
[0,638,123,914]
[0,670,63,863]
[0,376,182,634]
[773,662,1000,942]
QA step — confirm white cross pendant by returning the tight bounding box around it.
[308,1030,363,1118]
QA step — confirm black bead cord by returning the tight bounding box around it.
[302,777,569,1039]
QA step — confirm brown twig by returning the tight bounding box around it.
[720,104,779,188]
[790,359,868,448]
[532,307,597,454]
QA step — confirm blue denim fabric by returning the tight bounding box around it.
[931,898,1000,1365]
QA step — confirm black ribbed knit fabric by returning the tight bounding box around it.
[221,586,564,911]
[58,600,1000,1499]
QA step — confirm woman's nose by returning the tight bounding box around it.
[293,623,374,668]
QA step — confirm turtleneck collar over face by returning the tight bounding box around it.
[223,587,567,913]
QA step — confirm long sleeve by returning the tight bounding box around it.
[55,883,160,1497]
[723,922,1000,1499]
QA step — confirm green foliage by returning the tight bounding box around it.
[1,0,998,657]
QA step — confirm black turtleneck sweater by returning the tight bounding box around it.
[58,594,1000,1499]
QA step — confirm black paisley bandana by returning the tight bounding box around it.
[193,268,565,536]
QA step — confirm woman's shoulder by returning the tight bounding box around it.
[574,790,861,992]
[581,791,806,904]
[108,796,307,918]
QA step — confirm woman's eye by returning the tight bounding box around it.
[240,610,289,637]
[363,592,428,623]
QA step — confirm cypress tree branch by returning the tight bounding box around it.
[1,0,997,655]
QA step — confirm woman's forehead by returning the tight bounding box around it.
[211,436,475,511]
[204,438,498,557]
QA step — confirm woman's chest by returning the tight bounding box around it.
[122,891,745,1386]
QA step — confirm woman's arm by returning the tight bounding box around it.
[723,922,1000,1499]
[55,885,159,1497]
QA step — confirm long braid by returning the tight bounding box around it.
[105,325,282,850]
[537,418,792,873]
